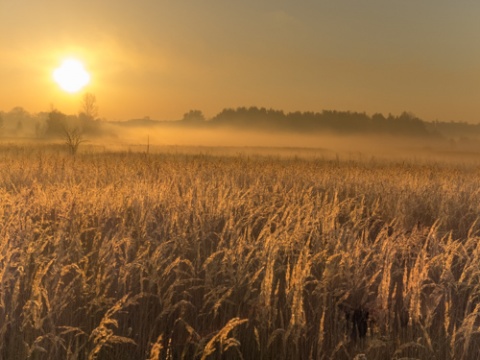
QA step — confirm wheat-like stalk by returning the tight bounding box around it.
[0,144,479,359]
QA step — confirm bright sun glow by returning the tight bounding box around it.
[53,58,91,93]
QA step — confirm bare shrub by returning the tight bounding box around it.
[63,126,86,155]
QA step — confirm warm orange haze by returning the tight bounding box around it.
[2,2,480,360]
[1,1,480,122]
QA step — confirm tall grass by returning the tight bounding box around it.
[0,145,479,359]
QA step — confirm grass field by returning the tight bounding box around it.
[0,144,480,359]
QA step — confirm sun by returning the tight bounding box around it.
[53,58,91,93]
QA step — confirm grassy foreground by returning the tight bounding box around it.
[0,146,480,359]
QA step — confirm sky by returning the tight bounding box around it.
[1,1,479,122]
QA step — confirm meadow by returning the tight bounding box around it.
[0,144,480,359]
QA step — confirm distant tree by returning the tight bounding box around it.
[80,93,99,120]
[8,106,29,119]
[35,121,43,138]
[395,112,428,136]
[182,110,205,123]
[16,120,23,133]
[45,109,67,137]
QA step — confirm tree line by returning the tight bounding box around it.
[2,103,480,141]
[179,107,431,137]
[0,94,104,140]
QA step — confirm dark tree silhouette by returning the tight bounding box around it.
[45,110,67,137]
[63,126,86,155]
[208,106,431,136]
[182,110,205,123]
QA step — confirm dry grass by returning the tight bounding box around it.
[0,144,480,359]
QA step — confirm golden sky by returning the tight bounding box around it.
[1,1,479,122]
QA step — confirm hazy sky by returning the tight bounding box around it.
[1,1,479,122]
